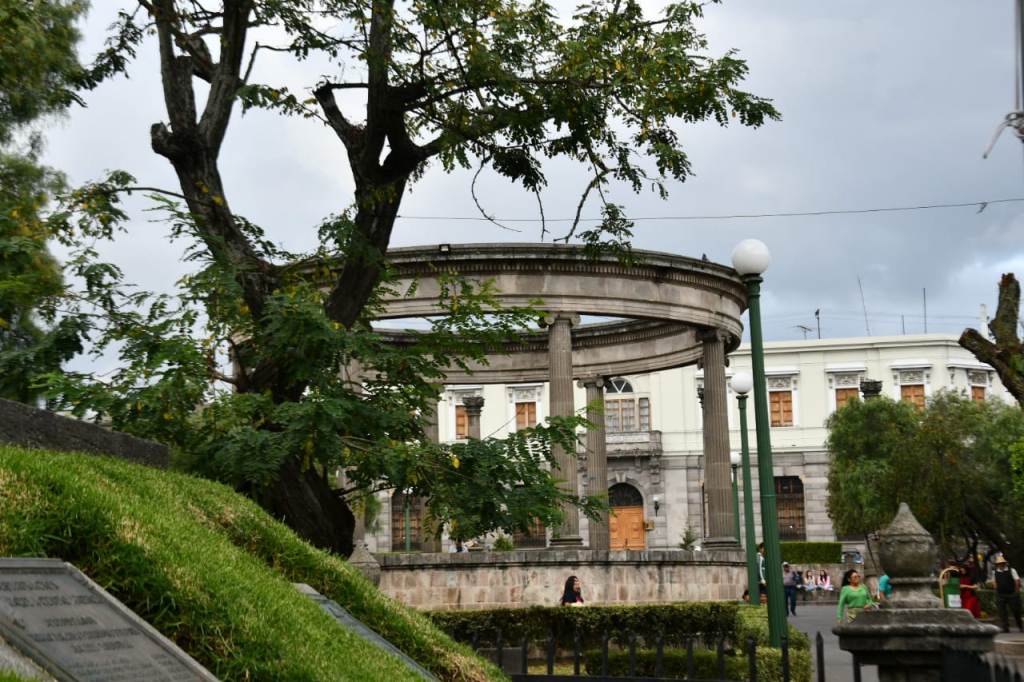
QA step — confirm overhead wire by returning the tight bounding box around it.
[394,197,1024,223]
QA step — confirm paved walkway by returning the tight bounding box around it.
[786,604,878,682]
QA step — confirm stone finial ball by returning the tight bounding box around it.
[878,503,937,579]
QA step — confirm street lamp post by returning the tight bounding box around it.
[731,371,759,605]
[730,452,741,542]
[732,239,786,647]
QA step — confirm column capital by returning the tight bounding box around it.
[577,376,606,389]
[542,312,581,327]
[462,395,485,416]
[698,327,732,344]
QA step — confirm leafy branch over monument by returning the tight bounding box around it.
[39,0,778,555]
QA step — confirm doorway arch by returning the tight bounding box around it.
[609,483,646,550]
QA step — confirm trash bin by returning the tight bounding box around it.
[940,568,962,608]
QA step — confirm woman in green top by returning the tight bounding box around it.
[837,570,875,623]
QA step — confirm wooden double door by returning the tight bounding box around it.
[609,506,646,550]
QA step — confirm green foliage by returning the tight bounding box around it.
[428,603,740,650]
[0,0,89,140]
[827,392,1024,567]
[679,524,700,550]
[0,445,500,682]
[826,396,921,537]
[0,0,95,403]
[780,542,842,565]
[583,646,811,682]
[492,535,515,551]
[734,606,809,652]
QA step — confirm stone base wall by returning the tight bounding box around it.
[0,398,169,468]
[376,548,746,610]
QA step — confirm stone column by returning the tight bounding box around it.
[580,377,609,551]
[420,401,441,552]
[701,329,737,548]
[463,396,484,440]
[546,312,583,546]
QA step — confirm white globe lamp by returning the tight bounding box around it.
[731,371,753,396]
[731,239,771,276]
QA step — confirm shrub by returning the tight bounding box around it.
[428,602,740,650]
[735,605,810,651]
[492,535,515,551]
[780,541,842,565]
[583,646,812,682]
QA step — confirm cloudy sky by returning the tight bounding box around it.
[42,1,1024,344]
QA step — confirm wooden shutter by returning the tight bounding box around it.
[455,405,468,438]
[769,391,793,427]
[835,387,859,408]
[900,384,925,410]
[971,386,986,403]
[516,401,537,429]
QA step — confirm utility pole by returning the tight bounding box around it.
[814,309,821,339]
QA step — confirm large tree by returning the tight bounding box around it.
[0,0,97,402]
[827,392,1024,569]
[45,0,778,555]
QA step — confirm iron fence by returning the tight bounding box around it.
[460,626,805,681]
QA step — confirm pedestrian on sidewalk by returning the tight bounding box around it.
[783,562,798,616]
[988,555,1023,633]
[836,570,875,623]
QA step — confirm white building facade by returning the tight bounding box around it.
[367,334,1010,554]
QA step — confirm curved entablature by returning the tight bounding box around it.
[364,243,747,384]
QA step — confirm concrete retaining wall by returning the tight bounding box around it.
[0,398,169,468]
[376,548,746,610]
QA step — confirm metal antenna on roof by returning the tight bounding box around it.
[982,0,1024,160]
[857,276,871,336]
[795,325,813,340]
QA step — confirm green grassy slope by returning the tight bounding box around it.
[0,446,502,682]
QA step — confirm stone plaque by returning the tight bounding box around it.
[0,558,217,681]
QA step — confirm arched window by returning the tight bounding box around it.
[604,377,650,432]
[609,482,644,508]
[391,491,427,551]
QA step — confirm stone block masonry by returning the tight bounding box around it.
[0,398,169,468]
[376,548,746,610]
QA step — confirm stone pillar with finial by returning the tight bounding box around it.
[835,503,998,682]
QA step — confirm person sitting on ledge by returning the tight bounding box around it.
[560,575,585,607]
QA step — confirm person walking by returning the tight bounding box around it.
[989,555,1023,632]
[877,573,893,602]
[782,562,798,616]
[757,543,767,599]
[836,570,875,623]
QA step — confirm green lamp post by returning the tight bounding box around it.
[730,451,741,542]
[730,370,759,603]
[732,239,786,647]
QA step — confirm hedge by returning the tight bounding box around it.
[428,603,808,655]
[583,647,812,682]
[428,602,739,650]
[780,541,842,565]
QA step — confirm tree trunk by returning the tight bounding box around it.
[263,456,355,557]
